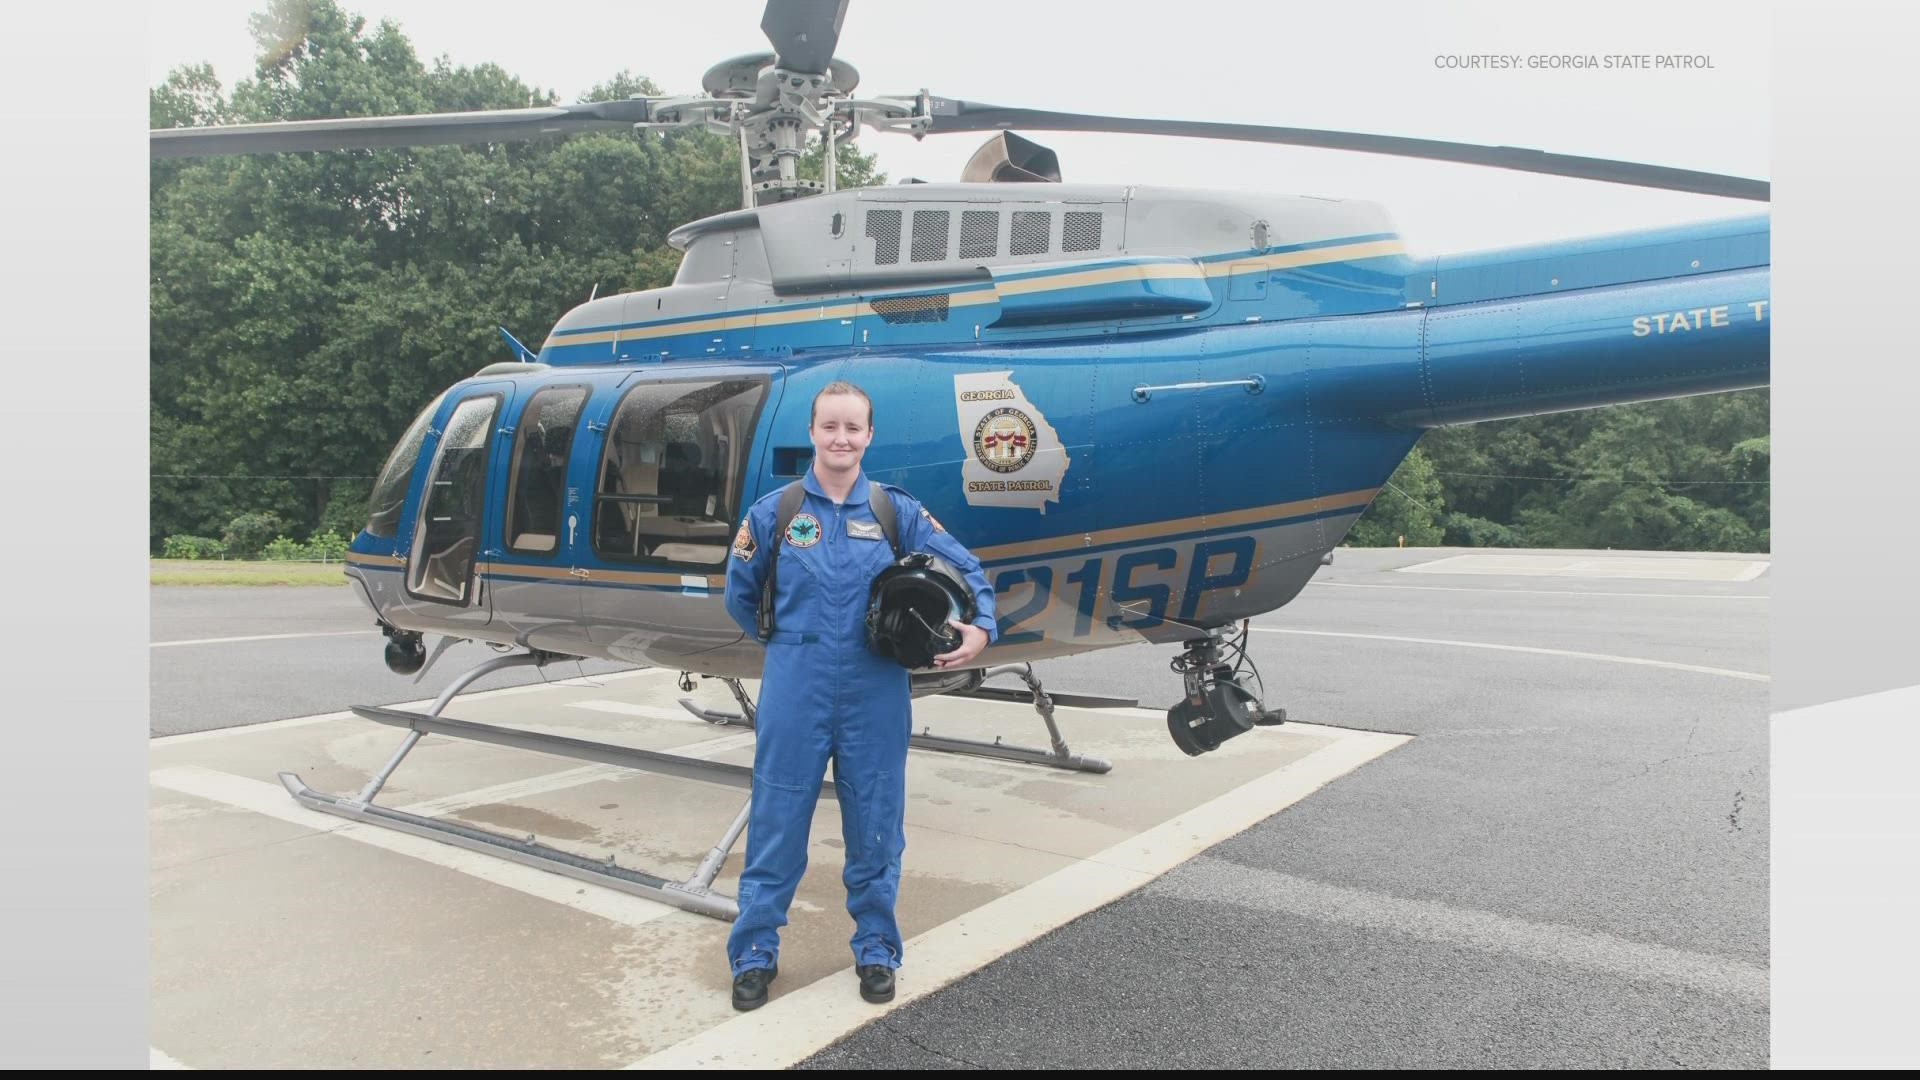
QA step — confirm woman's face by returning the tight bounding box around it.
[810,393,873,474]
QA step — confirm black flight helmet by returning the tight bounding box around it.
[866,552,978,669]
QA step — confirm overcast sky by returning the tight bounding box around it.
[148,0,1769,255]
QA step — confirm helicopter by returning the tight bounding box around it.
[150,0,1769,920]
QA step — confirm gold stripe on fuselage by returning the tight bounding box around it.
[483,562,726,589]
[347,553,723,589]
[545,237,1406,350]
[991,259,1205,296]
[970,488,1379,563]
[352,491,1377,582]
[344,553,404,568]
[1200,238,1406,276]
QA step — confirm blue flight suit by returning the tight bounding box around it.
[722,469,998,975]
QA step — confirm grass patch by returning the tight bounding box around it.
[151,559,352,586]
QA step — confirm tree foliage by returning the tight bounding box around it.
[1346,389,1771,551]
[150,0,882,547]
[1346,447,1447,547]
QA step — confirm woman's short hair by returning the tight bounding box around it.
[811,380,874,427]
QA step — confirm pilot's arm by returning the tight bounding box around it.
[898,494,998,645]
[724,501,774,639]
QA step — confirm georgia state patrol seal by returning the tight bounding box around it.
[953,370,1070,514]
[785,513,822,548]
[972,407,1038,473]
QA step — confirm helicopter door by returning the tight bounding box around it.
[488,382,595,649]
[400,382,514,627]
[578,369,780,666]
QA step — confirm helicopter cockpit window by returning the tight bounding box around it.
[366,390,448,540]
[407,394,501,603]
[504,386,587,558]
[593,377,769,566]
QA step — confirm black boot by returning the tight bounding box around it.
[857,964,895,1004]
[732,964,777,1011]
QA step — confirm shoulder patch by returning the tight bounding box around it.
[731,521,757,561]
[920,507,945,533]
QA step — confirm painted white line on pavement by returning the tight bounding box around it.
[150,766,686,929]
[1152,856,1767,1001]
[150,667,663,745]
[1308,580,1768,601]
[151,630,381,647]
[569,699,722,726]
[150,1047,190,1069]
[1250,626,1768,682]
[626,726,1410,1070]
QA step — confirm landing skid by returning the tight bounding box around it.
[278,654,1122,921]
[277,652,828,922]
[678,662,1123,775]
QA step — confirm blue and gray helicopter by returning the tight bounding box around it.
[151,0,1768,918]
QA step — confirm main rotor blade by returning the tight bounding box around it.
[760,0,848,74]
[150,99,658,158]
[922,101,1769,201]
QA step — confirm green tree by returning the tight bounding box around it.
[1421,389,1769,552]
[1347,446,1446,546]
[150,0,880,548]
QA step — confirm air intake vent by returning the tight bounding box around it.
[1011,211,1050,256]
[1063,211,1103,252]
[870,293,951,325]
[866,209,901,265]
[911,210,951,262]
[960,210,998,259]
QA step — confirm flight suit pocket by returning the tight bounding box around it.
[765,630,818,645]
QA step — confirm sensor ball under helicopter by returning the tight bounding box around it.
[383,629,426,676]
[1166,632,1287,756]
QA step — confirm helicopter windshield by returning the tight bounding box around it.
[365,390,447,539]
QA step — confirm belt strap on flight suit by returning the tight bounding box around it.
[758,480,904,642]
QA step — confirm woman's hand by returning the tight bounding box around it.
[933,620,988,668]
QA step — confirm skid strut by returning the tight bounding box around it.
[278,657,832,922]
[927,663,1116,774]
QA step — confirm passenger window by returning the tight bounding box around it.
[407,394,499,602]
[366,390,447,539]
[593,377,769,565]
[504,386,587,557]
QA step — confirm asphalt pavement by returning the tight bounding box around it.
[149,547,1769,1067]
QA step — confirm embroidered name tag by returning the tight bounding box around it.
[847,519,885,541]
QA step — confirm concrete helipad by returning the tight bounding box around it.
[149,668,1405,1069]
